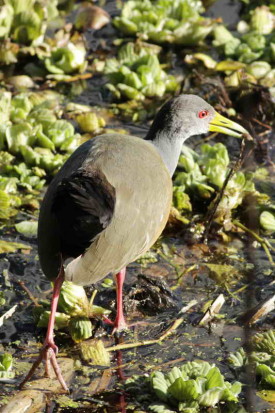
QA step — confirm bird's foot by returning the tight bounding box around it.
[19,340,69,392]
[102,315,128,334]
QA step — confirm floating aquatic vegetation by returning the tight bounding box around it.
[173,143,275,232]
[75,112,106,134]
[0,0,58,45]
[187,5,275,90]
[104,42,179,101]
[43,42,87,76]
[113,0,215,46]
[0,353,14,379]
[126,360,242,412]
[0,0,89,82]
[229,330,275,390]
[34,281,110,343]
[0,90,81,222]
[0,0,59,64]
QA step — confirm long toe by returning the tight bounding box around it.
[19,342,69,392]
[46,347,69,392]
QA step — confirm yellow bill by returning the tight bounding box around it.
[209,112,251,139]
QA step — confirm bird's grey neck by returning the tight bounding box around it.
[147,130,186,176]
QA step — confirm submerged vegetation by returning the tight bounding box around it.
[0,0,274,411]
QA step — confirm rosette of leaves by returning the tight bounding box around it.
[104,42,179,101]
[113,0,215,46]
[0,90,81,221]
[35,281,111,343]
[228,330,275,390]
[43,42,87,77]
[126,361,242,412]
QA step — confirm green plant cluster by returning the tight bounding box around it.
[0,0,87,78]
[34,281,110,343]
[0,0,58,45]
[229,330,275,389]
[104,42,179,101]
[113,0,215,46]
[0,90,80,220]
[186,4,275,92]
[126,360,242,412]
[213,6,275,88]
[173,143,275,232]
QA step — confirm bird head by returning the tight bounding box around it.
[170,94,250,139]
[145,94,252,176]
[146,94,251,142]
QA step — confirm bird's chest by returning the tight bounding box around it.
[102,151,172,260]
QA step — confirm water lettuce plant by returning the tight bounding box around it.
[113,0,215,46]
[173,143,275,232]
[104,42,179,101]
[229,330,275,390]
[187,5,275,90]
[43,42,86,76]
[0,0,58,45]
[126,360,242,412]
[34,281,110,343]
[0,90,80,221]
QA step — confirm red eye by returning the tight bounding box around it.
[198,110,209,119]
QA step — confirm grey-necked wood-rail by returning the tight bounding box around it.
[20,94,249,391]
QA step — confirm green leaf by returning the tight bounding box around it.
[166,366,187,386]
[15,220,38,237]
[151,371,169,402]
[260,211,275,233]
[228,348,247,367]
[199,387,224,407]
[221,381,242,402]
[168,378,201,402]
[58,281,90,316]
[0,4,14,38]
[37,311,70,329]
[68,316,93,342]
[5,123,33,153]
[206,367,225,389]
[0,353,13,371]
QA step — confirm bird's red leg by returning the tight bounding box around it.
[20,265,69,392]
[112,268,127,333]
[103,268,128,333]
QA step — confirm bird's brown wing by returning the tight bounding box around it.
[51,168,115,260]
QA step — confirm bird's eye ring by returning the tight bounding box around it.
[198,110,209,119]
